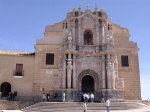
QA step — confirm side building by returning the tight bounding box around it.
[0,5,141,100]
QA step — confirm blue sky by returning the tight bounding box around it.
[0,0,150,100]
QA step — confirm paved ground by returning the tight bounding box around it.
[1,105,150,112]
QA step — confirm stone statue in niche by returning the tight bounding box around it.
[67,61,72,70]
[67,32,72,42]
[106,33,114,45]
[106,61,113,71]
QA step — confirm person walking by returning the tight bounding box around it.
[83,93,86,102]
[83,101,87,112]
[106,98,110,112]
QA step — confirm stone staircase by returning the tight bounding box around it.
[22,101,147,112]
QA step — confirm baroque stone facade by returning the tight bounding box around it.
[0,5,141,100]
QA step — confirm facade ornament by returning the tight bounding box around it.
[101,8,104,12]
[52,74,61,88]
[95,4,98,11]
[116,78,124,89]
[78,4,81,11]
[85,4,91,13]
[67,61,73,70]
[67,32,72,42]
[87,4,90,10]
[106,61,113,71]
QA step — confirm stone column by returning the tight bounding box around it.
[73,54,76,89]
[63,55,66,89]
[72,20,75,43]
[67,54,72,89]
[102,55,106,88]
[78,19,81,44]
[111,56,116,89]
[96,19,99,44]
[106,54,112,89]
[102,21,105,44]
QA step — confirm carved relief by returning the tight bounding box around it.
[76,56,101,75]
[59,56,64,76]
[52,74,61,88]
[115,78,124,89]
[82,16,94,29]
[105,32,114,45]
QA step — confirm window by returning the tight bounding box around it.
[15,64,23,76]
[121,56,129,67]
[84,30,93,45]
[46,53,54,65]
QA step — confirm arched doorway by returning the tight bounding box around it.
[82,75,94,93]
[1,82,11,97]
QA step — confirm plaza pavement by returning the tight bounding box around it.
[1,105,150,112]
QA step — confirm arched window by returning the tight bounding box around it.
[84,30,93,45]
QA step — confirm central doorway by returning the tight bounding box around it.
[82,75,94,93]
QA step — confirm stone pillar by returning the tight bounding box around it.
[102,21,105,44]
[106,54,112,89]
[72,20,75,43]
[111,56,116,89]
[63,55,66,89]
[96,19,99,44]
[73,54,76,89]
[112,69,115,89]
[78,19,81,44]
[102,55,106,88]
[67,54,72,89]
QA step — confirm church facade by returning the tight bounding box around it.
[0,6,141,101]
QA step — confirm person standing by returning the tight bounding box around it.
[101,92,105,102]
[0,91,2,100]
[42,93,46,102]
[147,98,150,105]
[8,91,12,100]
[62,92,66,102]
[106,98,110,112]
[90,93,94,103]
[83,93,86,102]
[47,93,50,102]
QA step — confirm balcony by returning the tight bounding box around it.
[13,70,24,78]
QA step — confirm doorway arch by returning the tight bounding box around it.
[77,69,100,92]
[1,82,11,97]
[82,75,94,93]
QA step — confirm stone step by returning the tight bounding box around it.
[22,102,147,112]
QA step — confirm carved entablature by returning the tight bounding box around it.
[76,56,101,75]
[82,16,94,29]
